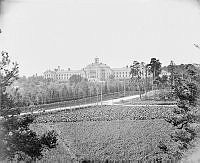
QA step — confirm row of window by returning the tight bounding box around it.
[114,71,129,75]
[114,74,129,78]
[45,72,133,80]
[45,73,129,79]
[88,72,111,79]
[45,73,83,78]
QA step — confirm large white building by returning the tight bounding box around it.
[43,58,147,82]
[43,67,85,81]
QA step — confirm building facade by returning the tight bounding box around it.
[84,58,113,82]
[43,58,147,82]
[112,67,131,80]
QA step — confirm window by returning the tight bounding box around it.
[90,70,96,78]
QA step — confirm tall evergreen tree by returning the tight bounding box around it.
[167,60,175,88]
[148,58,162,81]
[0,52,58,162]
[130,61,143,99]
[158,65,199,160]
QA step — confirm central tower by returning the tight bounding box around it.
[95,57,99,64]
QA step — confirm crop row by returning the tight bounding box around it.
[34,105,176,123]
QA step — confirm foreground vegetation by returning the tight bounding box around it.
[30,105,178,162]
[0,53,58,162]
[34,119,172,161]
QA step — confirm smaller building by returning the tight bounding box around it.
[112,67,131,80]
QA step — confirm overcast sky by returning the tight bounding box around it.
[1,0,200,76]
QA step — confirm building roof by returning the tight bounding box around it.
[57,70,83,73]
[85,62,111,69]
[43,70,56,74]
[112,67,130,71]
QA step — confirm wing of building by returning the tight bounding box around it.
[43,58,147,82]
[43,67,85,81]
[112,67,131,80]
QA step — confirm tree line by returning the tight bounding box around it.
[7,73,151,107]
[7,57,200,107]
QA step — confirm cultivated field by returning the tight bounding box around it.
[34,105,176,123]
[31,105,178,162]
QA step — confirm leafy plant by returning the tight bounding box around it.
[0,52,58,162]
[158,66,199,160]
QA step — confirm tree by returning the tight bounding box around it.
[154,75,168,90]
[158,66,199,160]
[168,60,175,88]
[69,74,86,86]
[0,52,58,162]
[185,64,198,82]
[148,58,162,81]
[0,51,19,114]
[130,61,143,99]
[144,64,152,96]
